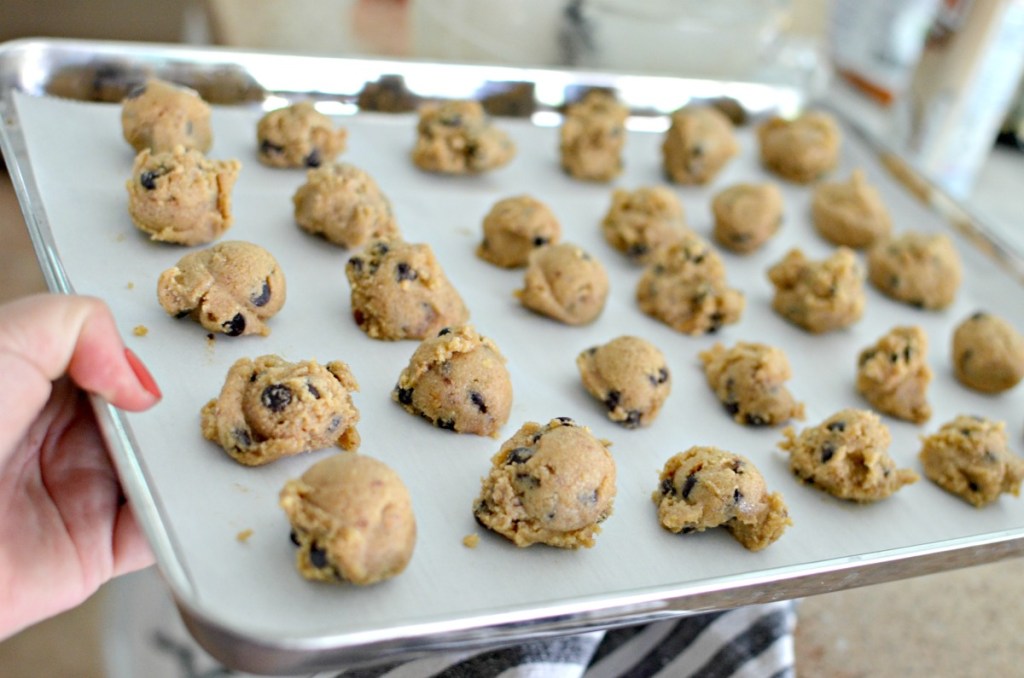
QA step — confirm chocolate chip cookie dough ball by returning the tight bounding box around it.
[812,169,892,248]
[412,99,515,174]
[952,312,1024,393]
[157,240,286,337]
[856,326,932,423]
[257,101,347,168]
[653,446,791,552]
[477,195,561,268]
[576,336,671,429]
[121,78,212,154]
[393,325,512,437]
[601,186,687,263]
[919,415,1024,507]
[516,242,609,325]
[560,90,628,182]
[346,240,470,340]
[126,145,240,246]
[767,247,865,334]
[280,453,415,584]
[292,162,400,248]
[779,409,919,502]
[699,342,804,427]
[473,418,616,548]
[201,355,360,466]
[758,111,841,183]
[711,182,783,254]
[662,105,738,185]
[636,232,745,335]
[867,232,962,310]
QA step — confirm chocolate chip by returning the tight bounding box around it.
[603,390,621,411]
[506,447,534,464]
[971,311,987,321]
[903,346,913,361]
[327,416,342,432]
[395,262,417,282]
[890,352,900,363]
[733,488,743,503]
[623,410,643,428]
[578,489,598,505]
[289,530,300,547]
[968,480,980,493]
[251,281,271,307]
[438,327,452,336]
[348,256,364,273]
[140,168,165,190]
[371,241,390,256]
[516,473,540,489]
[307,382,321,399]
[681,473,698,500]
[223,313,246,336]
[859,349,877,366]
[627,243,649,258]
[724,401,740,416]
[304,149,322,167]
[660,478,676,496]
[821,442,835,463]
[532,236,549,247]
[174,309,192,319]
[555,416,575,426]
[261,384,293,412]
[707,312,724,333]
[826,420,846,432]
[353,308,366,326]
[396,386,414,405]
[744,413,768,426]
[309,544,329,569]
[650,367,670,386]
[206,333,215,341]
[469,391,488,413]
[910,300,925,309]
[259,139,284,155]
[436,418,456,430]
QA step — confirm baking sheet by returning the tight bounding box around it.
[6,46,1024,672]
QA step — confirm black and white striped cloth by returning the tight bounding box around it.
[108,570,796,678]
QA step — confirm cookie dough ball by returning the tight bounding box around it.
[201,355,360,466]
[812,169,892,249]
[952,312,1024,393]
[779,409,919,502]
[919,415,1024,507]
[393,325,512,437]
[767,247,865,333]
[711,182,783,254]
[412,99,515,174]
[280,453,416,584]
[758,111,841,183]
[662,105,739,185]
[653,446,791,551]
[292,162,400,248]
[346,240,470,340]
[126,145,240,246]
[636,232,745,335]
[576,336,672,428]
[157,240,286,337]
[559,90,628,182]
[257,101,347,168]
[473,418,616,548]
[867,232,962,310]
[516,242,609,325]
[601,186,687,263]
[699,342,804,427]
[121,78,212,154]
[857,325,932,423]
[477,195,561,268]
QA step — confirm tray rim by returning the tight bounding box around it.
[3,37,1024,674]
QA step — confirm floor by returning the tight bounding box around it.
[2,146,1024,676]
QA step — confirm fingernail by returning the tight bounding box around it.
[125,348,162,400]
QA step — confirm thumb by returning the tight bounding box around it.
[0,294,162,420]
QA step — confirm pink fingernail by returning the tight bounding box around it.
[125,348,162,399]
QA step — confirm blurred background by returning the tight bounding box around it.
[1,1,1023,676]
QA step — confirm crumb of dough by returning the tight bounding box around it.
[126,281,135,290]
[132,325,148,337]
[236,529,254,543]
[462,533,480,548]
[115,233,127,242]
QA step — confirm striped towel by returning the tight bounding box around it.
[107,570,796,678]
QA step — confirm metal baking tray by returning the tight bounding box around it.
[3,38,1024,674]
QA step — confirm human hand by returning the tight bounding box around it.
[0,294,162,640]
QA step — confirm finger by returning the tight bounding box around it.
[0,294,161,415]
[111,502,155,577]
